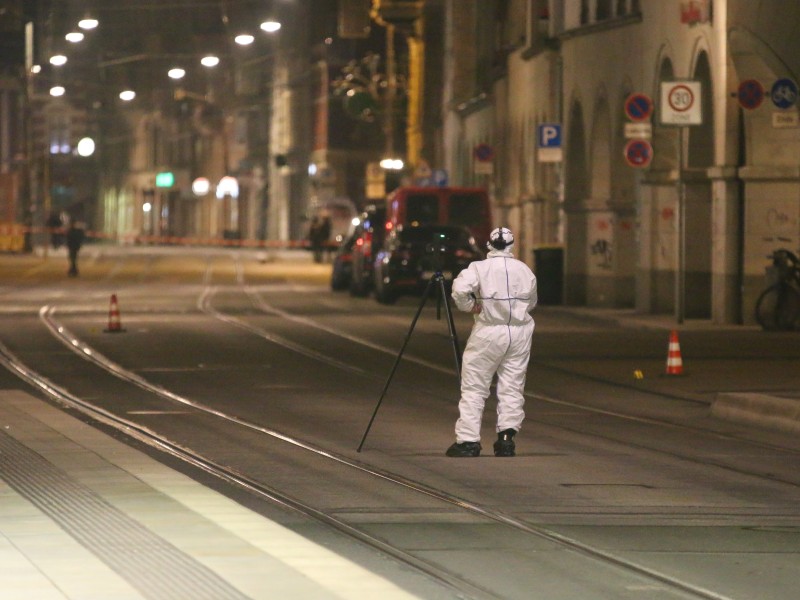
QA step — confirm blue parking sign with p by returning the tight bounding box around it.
[538,124,562,148]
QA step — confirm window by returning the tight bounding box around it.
[528,0,550,44]
[448,193,486,230]
[596,0,612,20]
[406,194,439,225]
[580,0,590,24]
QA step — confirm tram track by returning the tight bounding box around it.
[0,272,796,598]
[0,300,753,599]
[238,286,800,471]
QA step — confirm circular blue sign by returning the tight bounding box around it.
[624,93,653,122]
[771,78,798,109]
[474,143,494,162]
[624,139,653,168]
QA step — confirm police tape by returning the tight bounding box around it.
[0,224,336,251]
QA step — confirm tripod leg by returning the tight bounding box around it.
[437,276,462,382]
[357,278,435,452]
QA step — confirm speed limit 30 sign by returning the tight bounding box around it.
[660,81,702,125]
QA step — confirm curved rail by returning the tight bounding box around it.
[33,303,733,600]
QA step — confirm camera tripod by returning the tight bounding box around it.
[357,265,462,452]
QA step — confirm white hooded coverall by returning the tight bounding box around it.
[450,248,537,443]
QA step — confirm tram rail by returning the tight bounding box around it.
[3,299,780,599]
[1,248,798,598]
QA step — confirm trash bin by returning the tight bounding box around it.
[533,246,563,305]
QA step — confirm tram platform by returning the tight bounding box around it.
[0,390,418,600]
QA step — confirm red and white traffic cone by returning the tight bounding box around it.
[104,294,126,333]
[665,330,683,375]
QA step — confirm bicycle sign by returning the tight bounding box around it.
[660,81,702,125]
[770,78,798,109]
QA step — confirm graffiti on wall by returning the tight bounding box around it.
[764,207,794,243]
[590,217,613,269]
[591,238,612,268]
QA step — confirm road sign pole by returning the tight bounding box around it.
[676,127,686,325]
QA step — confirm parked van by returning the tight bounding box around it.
[385,186,492,244]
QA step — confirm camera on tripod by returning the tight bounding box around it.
[424,233,448,277]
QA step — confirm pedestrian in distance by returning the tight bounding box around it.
[446,227,537,457]
[308,216,325,263]
[320,213,332,261]
[65,220,85,277]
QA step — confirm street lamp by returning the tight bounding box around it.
[235,34,255,46]
[78,17,99,31]
[77,137,95,157]
[201,55,220,68]
[260,20,281,33]
[380,158,404,170]
[168,68,186,80]
[119,90,136,102]
[65,32,84,43]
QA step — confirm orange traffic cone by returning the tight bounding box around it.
[104,294,126,333]
[665,330,683,375]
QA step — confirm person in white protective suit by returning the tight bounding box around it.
[446,227,537,457]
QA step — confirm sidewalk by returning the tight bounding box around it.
[0,390,420,600]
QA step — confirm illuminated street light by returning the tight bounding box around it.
[143,202,152,213]
[78,17,99,30]
[77,137,96,157]
[260,20,281,33]
[50,86,66,97]
[49,55,68,66]
[65,32,85,43]
[168,67,186,80]
[119,90,136,102]
[192,177,211,196]
[200,55,220,68]
[31,65,42,74]
[235,34,255,46]
[216,176,239,199]
[380,157,404,170]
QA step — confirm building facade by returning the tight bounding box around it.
[9,0,800,325]
[442,0,800,324]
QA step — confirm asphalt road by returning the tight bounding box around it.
[1,245,799,600]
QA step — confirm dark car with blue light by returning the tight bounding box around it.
[372,224,484,304]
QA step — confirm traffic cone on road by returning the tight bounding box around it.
[665,330,683,375]
[104,294,126,333]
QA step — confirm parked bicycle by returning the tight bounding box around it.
[755,248,800,330]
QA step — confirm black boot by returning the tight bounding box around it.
[445,441,481,457]
[493,429,516,457]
